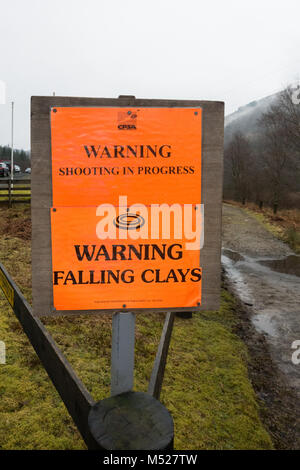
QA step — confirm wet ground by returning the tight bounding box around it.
[222,204,300,398]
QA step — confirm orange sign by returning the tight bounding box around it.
[50,107,202,311]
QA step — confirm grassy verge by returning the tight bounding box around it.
[0,205,273,450]
[224,200,300,253]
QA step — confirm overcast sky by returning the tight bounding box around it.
[0,0,299,150]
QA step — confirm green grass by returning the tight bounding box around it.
[243,207,300,254]
[284,227,300,253]
[0,205,273,450]
[244,208,284,237]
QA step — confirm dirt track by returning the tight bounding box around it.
[222,204,293,258]
[222,203,300,448]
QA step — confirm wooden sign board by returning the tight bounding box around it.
[31,96,224,316]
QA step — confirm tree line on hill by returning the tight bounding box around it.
[224,85,300,213]
[0,146,30,171]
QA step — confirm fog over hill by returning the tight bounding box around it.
[224,92,280,145]
[224,87,300,209]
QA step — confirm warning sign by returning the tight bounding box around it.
[50,107,203,312]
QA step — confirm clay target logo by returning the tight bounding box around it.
[117,110,137,130]
[113,212,145,230]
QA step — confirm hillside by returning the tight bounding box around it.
[224,92,280,145]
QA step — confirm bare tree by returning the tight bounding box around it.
[277,85,300,153]
[259,109,289,213]
[224,84,299,210]
[224,131,252,204]
[247,151,269,208]
[258,83,300,213]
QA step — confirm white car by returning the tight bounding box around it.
[14,164,21,173]
[25,168,31,174]
[0,162,9,177]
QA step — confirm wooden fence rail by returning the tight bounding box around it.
[0,262,98,449]
[0,262,175,449]
[0,178,31,206]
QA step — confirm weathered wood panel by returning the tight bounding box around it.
[31,96,224,316]
[148,312,175,399]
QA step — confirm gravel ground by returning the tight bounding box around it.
[222,203,300,448]
[222,204,293,258]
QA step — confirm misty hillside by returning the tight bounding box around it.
[225,92,280,145]
[224,86,300,209]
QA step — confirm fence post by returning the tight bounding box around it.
[86,310,174,450]
[8,178,12,208]
[88,391,174,450]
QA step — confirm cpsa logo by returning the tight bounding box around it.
[117,111,137,130]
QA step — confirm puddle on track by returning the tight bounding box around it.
[252,312,278,337]
[259,255,300,278]
[222,248,300,397]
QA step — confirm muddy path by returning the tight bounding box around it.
[222,203,300,447]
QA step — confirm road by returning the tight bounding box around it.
[222,203,300,398]
[0,173,30,188]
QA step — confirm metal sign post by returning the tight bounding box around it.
[111,312,135,396]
